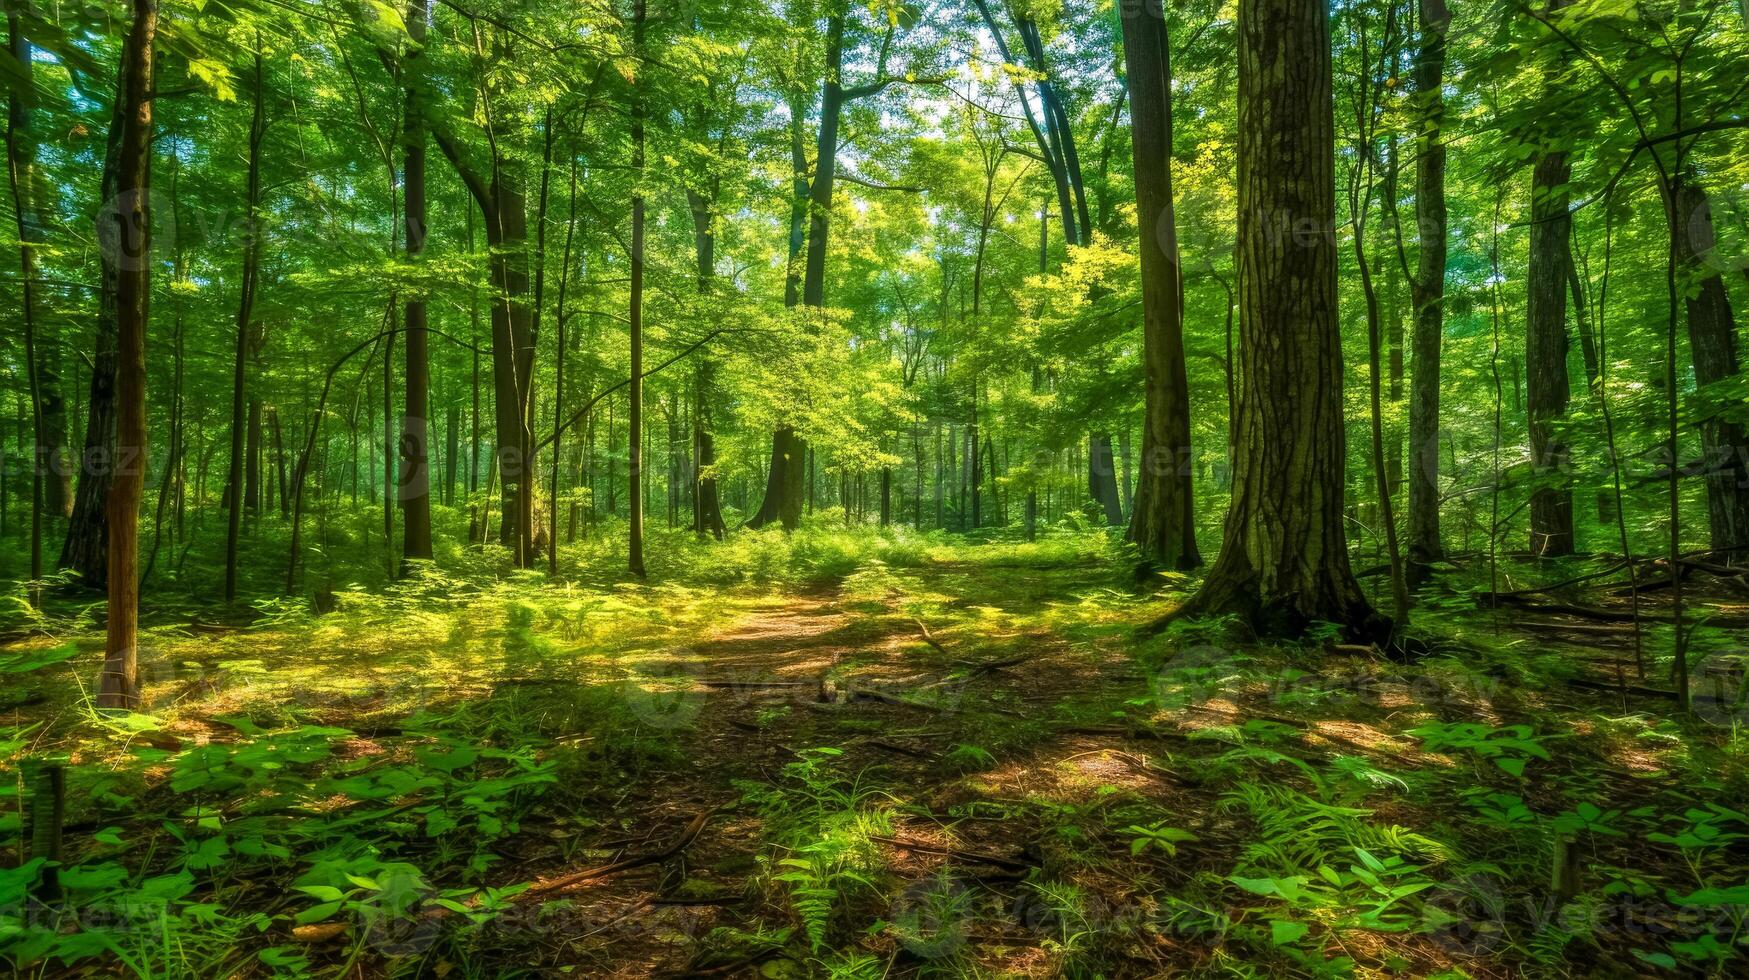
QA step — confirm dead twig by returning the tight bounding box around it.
[868,834,1032,871]
[519,805,720,899]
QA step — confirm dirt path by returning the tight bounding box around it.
[501,583,1151,976]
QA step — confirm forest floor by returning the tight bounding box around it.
[4,528,1749,978]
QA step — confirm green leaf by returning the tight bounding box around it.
[1271,919,1310,945]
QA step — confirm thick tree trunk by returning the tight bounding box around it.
[1405,0,1449,583]
[1527,148,1575,557]
[752,13,851,529]
[1175,0,1379,640]
[98,0,154,709]
[61,73,130,586]
[400,0,433,566]
[1665,179,1749,560]
[1119,1,1199,569]
[433,95,536,565]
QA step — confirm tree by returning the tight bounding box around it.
[1118,0,1199,570]
[223,50,268,602]
[400,0,433,566]
[6,11,47,605]
[1525,0,1574,558]
[1170,0,1380,640]
[98,0,155,710]
[628,0,647,578]
[1402,0,1450,583]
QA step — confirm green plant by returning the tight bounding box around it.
[1407,721,1552,777]
[1125,821,1199,857]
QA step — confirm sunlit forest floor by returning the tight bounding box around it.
[5,526,1749,978]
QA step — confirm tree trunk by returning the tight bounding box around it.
[98,0,154,710]
[627,0,647,577]
[400,0,433,566]
[753,12,850,529]
[244,398,262,513]
[4,23,69,526]
[1405,0,1449,583]
[223,51,266,603]
[1174,0,1379,641]
[1527,149,1574,557]
[1088,432,1123,526]
[1119,1,1199,568]
[686,187,726,539]
[1665,178,1749,561]
[60,70,130,586]
[6,13,47,603]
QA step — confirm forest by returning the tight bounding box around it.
[2,0,1748,975]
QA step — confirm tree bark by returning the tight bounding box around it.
[98,0,155,709]
[1405,0,1449,582]
[1118,1,1199,569]
[1174,0,1379,640]
[431,40,537,566]
[6,13,47,604]
[627,0,647,577]
[1665,178,1749,561]
[1088,432,1123,526]
[60,70,130,586]
[1523,0,1574,558]
[1527,151,1574,557]
[223,51,267,602]
[400,0,433,566]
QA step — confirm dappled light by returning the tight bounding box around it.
[5,0,1749,975]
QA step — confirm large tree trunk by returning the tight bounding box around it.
[1666,178,1749,560]
[1119,1,1199,569]
[752,13,848,529]
[223,52,266,602]
[400,0,433,565]
[1405,0,1449,583]
[1174,0,1379,640]
[1527,149,1575,557]
[98,0,154,710]
[432,64,537,565]
[60,71,130,586]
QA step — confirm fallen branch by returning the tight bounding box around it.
[697,679,815,690]
[913,618,949,653]
[519,806,720,899]
[865,739,938,760]
[954,652,1039,675]
[868,834,1032,871]
[1562,677,1678,700]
